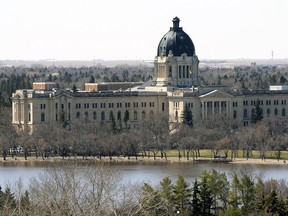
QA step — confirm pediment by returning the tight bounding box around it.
[199,90,233,99]
[13,92,24,99]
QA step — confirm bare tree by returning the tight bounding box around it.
[0,107,17,160]
[141,114,171,160]
[28,161,142,215]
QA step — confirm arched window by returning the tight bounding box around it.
[124,110,129,122]
[117,111,121,120]
[175,110,178,121]
[101,111,105,121]
[85,112,88,121]
[282,108,286,117]
[251,108,255,118]
[93,111,97,120]
[274,108,278,116]
[267,108,270,116]
[142,111,146,120]
[134,111,138,120]
[109,111,115,121]
[76,112,80,119]
[150,111,154,119]
[243,109,247,118]
[233,110,237,119]
[41,113,45,122]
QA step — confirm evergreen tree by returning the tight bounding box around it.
[173,175,192,214]
[181,103,193,127]
[251,99,263,124]
[199,176,213,216]
[192,179,201,216]
[3,186,16,209]
[123,110,129,129]
[47,74,53,82]
[72,84,77,92]
[159,177,174,215]
[280,75,287,84]
[254,177,265,213]
[20,190,30,213]
[238,172,255,215]
[229,173,241,209]
[266,190,279,215]
[89,75,95,83]
[0,186,4,208]
[201,169,229,213]
[109,111,117,133]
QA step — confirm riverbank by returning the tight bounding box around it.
[0,155,287,165]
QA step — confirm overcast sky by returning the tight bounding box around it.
[1,0,287,61]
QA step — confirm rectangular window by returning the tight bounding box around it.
[117,103,122,108]
[101,103,106,108]
[266,100,271,105]
[162,102,165,111]
[92,103,97,108]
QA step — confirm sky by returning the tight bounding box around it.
[0,0,287,61]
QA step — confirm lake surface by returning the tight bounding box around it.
[1,161,288,188]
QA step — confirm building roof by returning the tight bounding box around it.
[157,17,195,57]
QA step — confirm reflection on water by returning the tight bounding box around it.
[0,161,288,187]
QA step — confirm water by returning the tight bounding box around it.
[1,161,288,188]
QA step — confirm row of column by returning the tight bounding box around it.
[201,101,231,118]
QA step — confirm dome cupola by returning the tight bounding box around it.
[157,17,195,57]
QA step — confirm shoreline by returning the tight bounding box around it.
[0,156,287,166]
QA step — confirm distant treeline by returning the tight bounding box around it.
[0,73,33,107]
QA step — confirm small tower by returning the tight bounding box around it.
[154,17,200,88]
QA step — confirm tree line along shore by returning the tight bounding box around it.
[1,149,288,165]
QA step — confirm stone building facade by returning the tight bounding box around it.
[11,17,288,132]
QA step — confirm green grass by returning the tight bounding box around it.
[148,149,288,160]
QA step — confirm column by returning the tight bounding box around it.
[220,101,222,115]
[201,101,204,119]
[205,102,208,117]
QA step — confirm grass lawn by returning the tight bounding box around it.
[149,149,288,160]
